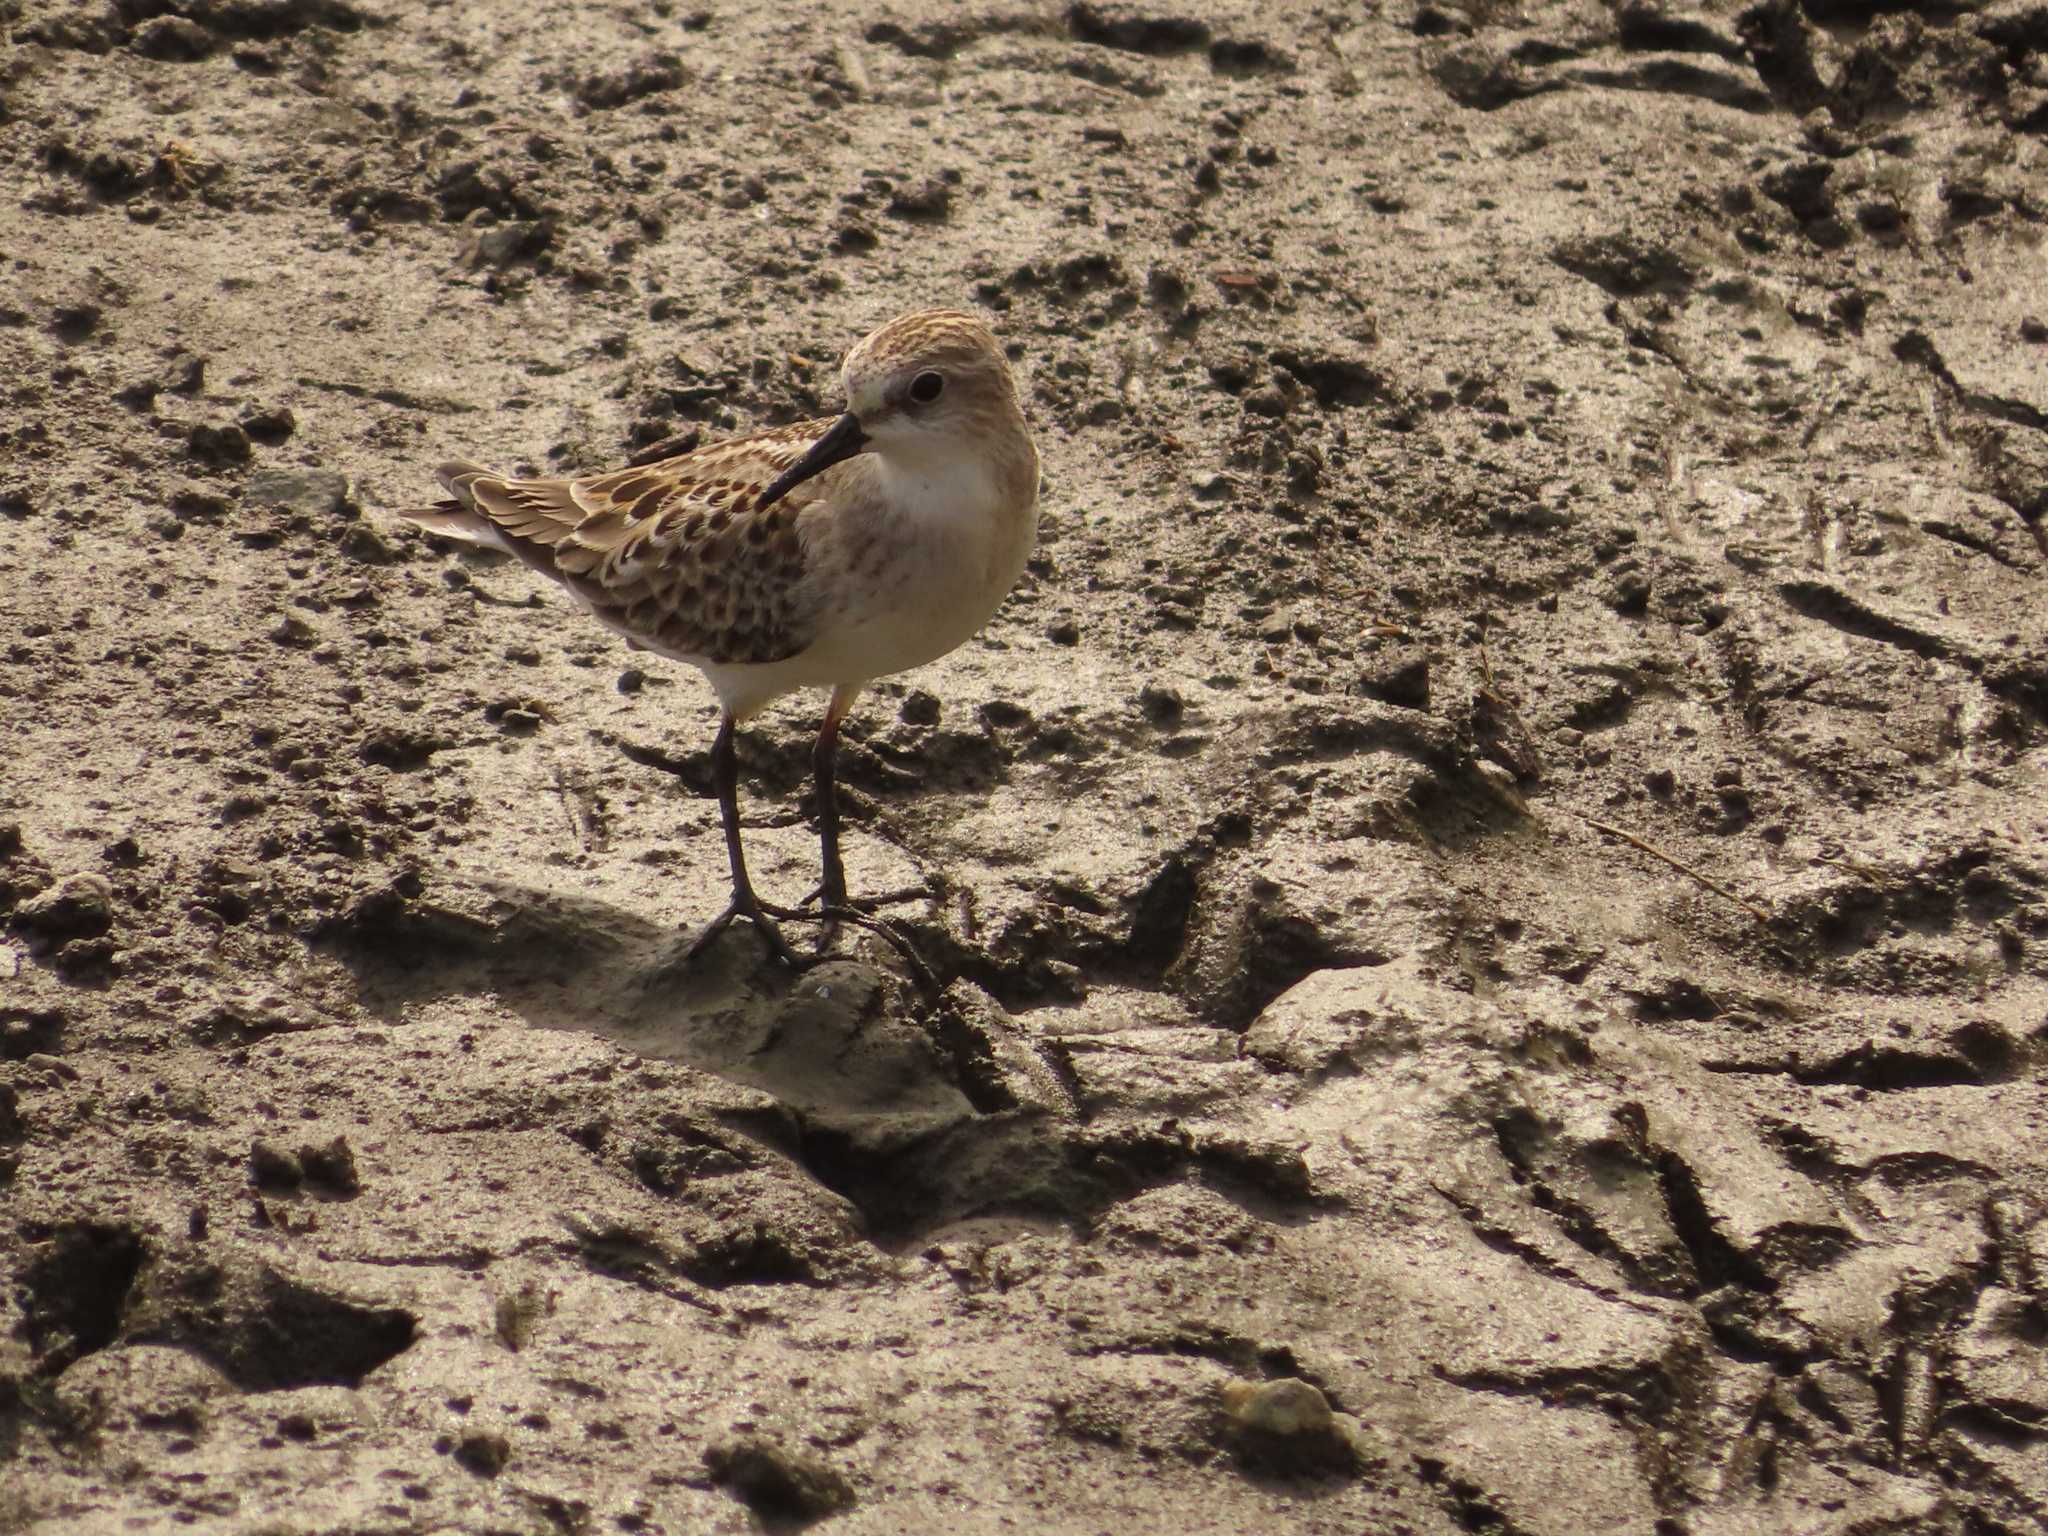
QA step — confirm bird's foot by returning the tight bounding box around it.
[794,881,930,915]
[808,902,940,998]
[683,889,938,997]
[685,889,807,970]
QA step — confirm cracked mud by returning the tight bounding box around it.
[4,0,2048,1531]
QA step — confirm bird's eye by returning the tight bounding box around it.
[908,370,945,405]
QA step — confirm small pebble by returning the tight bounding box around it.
[299,1135,360,1196]
[1222,1377,1332,1437]
[453,1430,510,1476]
[250,1140,304,1191]
[1219,1377,1369,1472]
[705,1437,853,1520]
[15,874,115,944]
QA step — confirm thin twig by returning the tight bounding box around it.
[1575,812,1773,926]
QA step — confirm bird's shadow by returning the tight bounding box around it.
[312,868,972,1123]
[311,868,1338,1253]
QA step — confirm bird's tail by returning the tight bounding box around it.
[394,460,513,550]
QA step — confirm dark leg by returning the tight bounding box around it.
[685,711,801,966]
[801,686,941,995]
[813,684,859,913]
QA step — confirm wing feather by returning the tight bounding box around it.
[401,423,847,666]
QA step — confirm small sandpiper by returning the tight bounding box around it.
[400,308,1040,965]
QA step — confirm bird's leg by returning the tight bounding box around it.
[798,686,943,995]
[686,711,802,967]
[812,682,860,915]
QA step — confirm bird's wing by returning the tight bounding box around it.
[404,420,847,666]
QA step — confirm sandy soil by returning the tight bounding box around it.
[4,0,2048,1531]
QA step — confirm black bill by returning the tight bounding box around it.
[754,412,870,511]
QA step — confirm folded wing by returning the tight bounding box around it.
[401,421,841,667]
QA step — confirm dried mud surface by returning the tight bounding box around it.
[5,0,2048,1531]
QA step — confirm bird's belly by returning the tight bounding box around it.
[808,507,1033,682]
[809,573,1006,680]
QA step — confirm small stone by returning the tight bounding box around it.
[166,352,206,396]
[14,874,114,946]
[270,615,316,648]
[899,689,940,725]
[54,936,117,976]
[1206,357,1254,393]
[250,1139,304,1191]
[50,304,101,343]
[1604,566,1652,616]
[468,221,553,268]
[131,14,213,60]
[240,406,295,443]
[1138,684,1184,723]
[1225,1378,1331,1437]
[1286,450,1322,497]
[1716,786,1753,832]
[170,485,229,521]
[831,220,878,254]
[187,423,252,467]
[1219,1377,1366,1472]
[885,179,952,221]
[2022,316,2048,343]
[298,1135,360,1196]
[1360,652,1431,711]
[340,523,397,564]
[704,1436,854,1522]
[617,668,647,694]
[453,1430,510,1476]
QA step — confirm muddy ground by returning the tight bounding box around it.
[4,0,2048,1530]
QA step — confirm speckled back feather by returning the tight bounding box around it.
[423,419,843,666]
